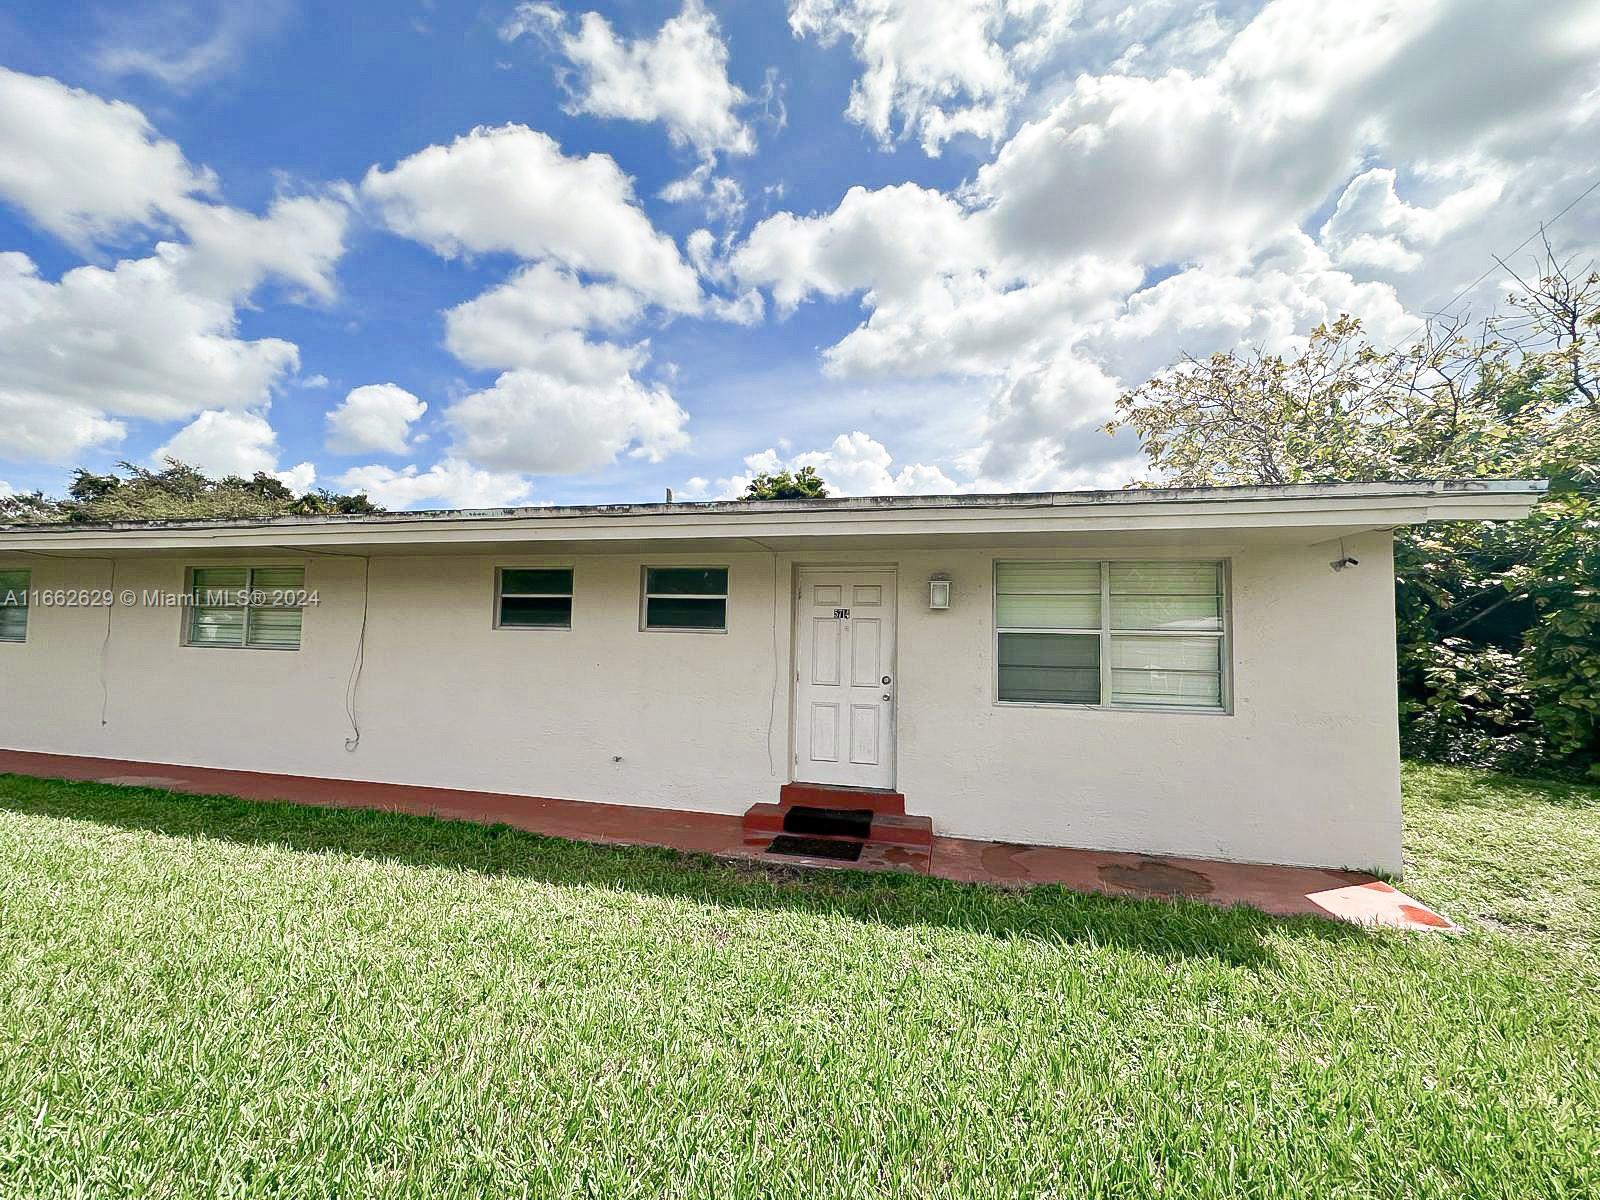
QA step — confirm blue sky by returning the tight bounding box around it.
[2,0,1598,508]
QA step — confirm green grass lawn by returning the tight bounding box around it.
[0,765,1596,1199]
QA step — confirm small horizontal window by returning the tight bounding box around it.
[188,566,305,650]
[497,567,573,629]
[643,567,727,631]
[0,568,29,643]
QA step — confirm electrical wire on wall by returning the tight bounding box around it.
[282,546,371,753]
[18,550,117,727]
[745,537,783,775]
[345,554,371,752]
[100,558,115,725]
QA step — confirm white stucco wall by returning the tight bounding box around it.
[0,530,1403,872]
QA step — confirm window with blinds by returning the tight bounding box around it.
[187,566,305,650]
[496,567,573,628]
[0,569,28,643]
[996,560,1226,710]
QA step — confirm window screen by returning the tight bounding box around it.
[996,560,1226,710]
[1109,562,1225,709]
[0,569,28,643]
[497,567,573,628]
[188,566,305,650]
[643,567,727,630]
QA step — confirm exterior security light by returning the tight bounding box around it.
[928,574,952,610]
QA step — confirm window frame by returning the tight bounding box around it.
[182,564,307,652]
[0,567,30,644]
[639,564,730,633]
[993,558,1231,714]
[493,564,575,631]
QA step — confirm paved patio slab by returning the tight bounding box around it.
[0,750,1454,930]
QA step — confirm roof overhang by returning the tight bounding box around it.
[0,480,1549,557]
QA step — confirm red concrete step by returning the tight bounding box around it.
[777,782,906,814]
[742,803,932,848]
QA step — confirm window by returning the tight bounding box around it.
[0,569,28,643]
[497,567,573,629]
[996,560,1226,710]
[187,566,305,650]
[642,566,727,631]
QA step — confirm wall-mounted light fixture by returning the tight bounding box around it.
[928,572,952,610]
[1329,538,1360,573]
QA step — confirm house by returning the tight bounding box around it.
[0,480,1546,876]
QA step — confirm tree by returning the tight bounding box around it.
[0,489,60,524]
[743,465,829,500]
[1107,245,1600,777]
[2,459,383,525]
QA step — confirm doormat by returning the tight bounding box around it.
[781,805,874,838]
[767,835,865,862]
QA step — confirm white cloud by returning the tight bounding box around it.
[1318,167,1505,273]
[504,0,756,159]
[712,432,960,498]
[445,367,689,475]
[443,262,645,374]
[0,392,125,464]
[0,251,300,461]
[438,262,687,467]
[362,123,700,311]
[153,409,314,492]
[336,458,536,510]
[171,189,352,302]
[0,68,351,301]
[733,0,1600,492]
[0,69,352,468]
[787,0,1069,155]
[366,130,701,479]
[732,182,986,312]
[970,0,1600,269]
[659,164,745,226]
[1091,234,1417,385]
[964,355,1133,490]
[325,384,428,455]
[0,66,215,245]
[92,0,294,90]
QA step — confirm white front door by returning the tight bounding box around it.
[793,568,896,789]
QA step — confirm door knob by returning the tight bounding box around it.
[882,693,892,701]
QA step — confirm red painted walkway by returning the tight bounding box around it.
[0,750,1455,930]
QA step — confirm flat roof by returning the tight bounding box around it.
[0,479,1549,555]
[0,479,1549,531]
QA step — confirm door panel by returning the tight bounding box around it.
[794,569,896,788]
[848,704,880,765]
[809,703,840,762]
[849,619,881,685]
[811,617,841,685]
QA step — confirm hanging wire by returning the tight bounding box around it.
[17,549,118,727]
[100,558,116,726]
[278,545,371,753]
[344,554,371,753]
[745,537,783,775]
[1380,172,1600,356]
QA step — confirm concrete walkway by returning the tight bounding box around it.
[0,750,1454,930]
